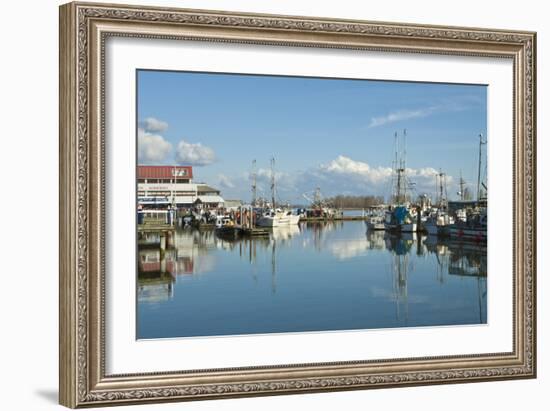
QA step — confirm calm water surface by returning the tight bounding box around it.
[137,221,487,339]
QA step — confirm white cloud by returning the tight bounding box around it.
[140,117,168,133]
[329,239,368,260]
[320,155,393,184]
[175,140,216,166]
[137,128,172,163]
[216,155,454,204]
[367,94,483,129]
[218,174,235,189]
[368,107,437,128]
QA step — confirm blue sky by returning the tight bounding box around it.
[137,70,487,203]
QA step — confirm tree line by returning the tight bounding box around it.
[325,195,385,209]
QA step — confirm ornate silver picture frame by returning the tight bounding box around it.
[59,2,536,407]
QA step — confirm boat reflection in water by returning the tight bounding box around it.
[137,221,487,339]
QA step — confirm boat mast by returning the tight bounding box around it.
[394,129,407,205]
[437,169,447,207]
[270,157,276,209]
[403,129,407,203]
[251,159,257,206]
[444,173,448,206]
[459,170,466,201]
[477,133,486,201]
[314,186,321,208]
[393,132,399,204]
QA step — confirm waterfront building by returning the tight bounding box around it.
[137,165,224,209]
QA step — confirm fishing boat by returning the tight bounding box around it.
[366,215,385,230]
[448,134,487,242]
[424,210,454,236]
[255,157,300,227]
[214,216,240,239]
[402,208,419,232]
[385,205,417,232]
[257,209,300,227]
[448,209,487,242]
[301,187,342,220]
[384,130,419,233]
[423,170,454,236]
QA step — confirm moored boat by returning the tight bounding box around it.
[256,208,300,227]
[448,209,487,242]
[366,215,385,231]
[215,216,240,239]
[384,205,418,232]
[424,210,454,237]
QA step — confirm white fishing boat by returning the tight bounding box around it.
[423,170,454,236]
[366,215,385,230]
[215,215,233,229]
[255,157,300,228]
[424,211,454,236]
[257,209,300,227]
[424,215,454,236]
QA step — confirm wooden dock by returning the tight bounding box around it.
[239,227,270,237]
[215,225,270,239]
[138,224,175,232]
[138,215,175,232]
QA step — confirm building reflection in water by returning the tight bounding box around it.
[138,224,304,299]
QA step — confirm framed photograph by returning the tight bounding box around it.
[59,2,537,408]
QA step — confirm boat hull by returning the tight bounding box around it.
[256,213,300,227]
[215,227,239,239]
[425,223,439,236]
[401,223,417,232]
[367,222,385,231]
[448,226,487,242]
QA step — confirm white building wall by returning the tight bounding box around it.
[138,182,224,207]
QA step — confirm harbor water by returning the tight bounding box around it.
[137,221,487,339]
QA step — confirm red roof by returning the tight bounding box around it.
[138,165,193,180]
